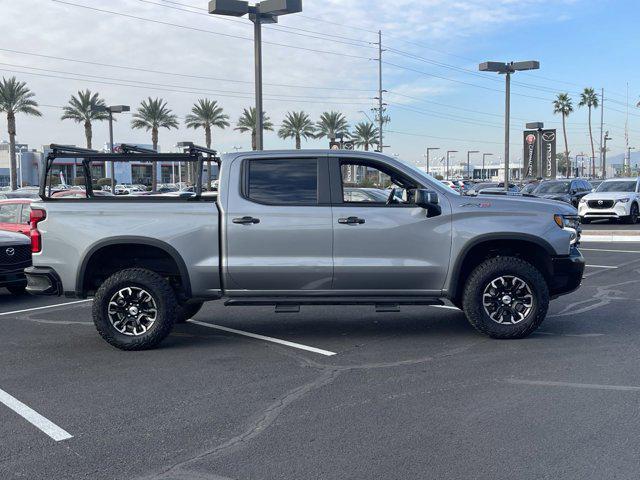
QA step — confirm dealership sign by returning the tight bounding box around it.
[523,129,556,179]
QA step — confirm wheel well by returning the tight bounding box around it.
[450,239,552,307]
[79,243,189,298]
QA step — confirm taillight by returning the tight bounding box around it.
[30,208,46,253]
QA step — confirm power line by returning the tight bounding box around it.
[50,0,372,60]
[0,47,375,92]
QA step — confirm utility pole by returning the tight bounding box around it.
[603,131,611,179]
[375,30,386,152]
[599,88,605,178]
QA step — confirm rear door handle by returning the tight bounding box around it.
[338,216,365,225]
[232,216,260,225]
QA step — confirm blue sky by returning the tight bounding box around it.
[0,0,636,166]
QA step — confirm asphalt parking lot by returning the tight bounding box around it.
[2,242,640,480]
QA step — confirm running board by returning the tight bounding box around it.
[224,297,444,312]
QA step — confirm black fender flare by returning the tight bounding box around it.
[76,236,191,297]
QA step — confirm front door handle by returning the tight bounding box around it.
[338,216,365,225]
[232,216,260,225]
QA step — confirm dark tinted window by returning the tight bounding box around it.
[247,159,318,205]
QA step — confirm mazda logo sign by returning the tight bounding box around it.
[5,247,15,256]
[598,200,603,205]
[542,132,556,142]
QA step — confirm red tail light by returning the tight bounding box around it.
[30,208,46,253]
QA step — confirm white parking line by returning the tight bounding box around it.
[0,299,92,317]
[187,320,337,357]
[585,265,618,269]
[581,248,640,254]
[506,379,640,392]
[0,387,72,441]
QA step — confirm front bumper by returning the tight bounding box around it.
[0,267,29,288]
[25,266,62,296]
[549,246,585,298]
[579,202,629,219]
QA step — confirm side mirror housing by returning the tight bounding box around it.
[414,189,441,218]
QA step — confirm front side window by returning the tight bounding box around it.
[340,162,413,204]
[247,158,318,205]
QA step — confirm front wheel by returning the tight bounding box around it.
[624,203,639,224]
[92,268,177,350]
[462,256,549,339]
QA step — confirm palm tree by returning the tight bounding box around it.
[60,89,109,150]
[315,111,349,146]
[278,111,315,149]
[131,97,179,191]
[185,99,230,188]
[578,88,599,177]
[0,77,42,190]
[351,122,379,151]
[553,93,573,177]
[235,107,273,150]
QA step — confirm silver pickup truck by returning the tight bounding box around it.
[25,145,584,350]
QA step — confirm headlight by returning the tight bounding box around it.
[579,198,587,204]
[617,198,630,203]
[554,214,580,244]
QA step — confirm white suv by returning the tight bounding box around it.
[578,177,640,224]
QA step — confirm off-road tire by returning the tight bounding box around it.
[7,284,26,295]
[93,268,177,350]
[462,256,549,339]
[174,301,204,324]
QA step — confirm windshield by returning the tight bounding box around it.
[536,181,570,194]
[597,181,637,193]
[521,183,538,194]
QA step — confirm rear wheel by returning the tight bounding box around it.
[174,301,204,324]
[92,268,177,350]
[462,256,549,339]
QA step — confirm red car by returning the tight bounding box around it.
[0,198,33,236]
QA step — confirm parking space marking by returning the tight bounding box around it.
[187,320,337,356]
[0,387,72,441]
[585,265,618,269]
[429,305,459,311]
[581,248,640,254]
[0,299,92,317]
[506,379,640,392]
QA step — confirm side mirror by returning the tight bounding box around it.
[414,189,441,218]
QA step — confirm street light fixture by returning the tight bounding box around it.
[424,147,439,175]
[482,153,493,180]
[100,104,130,191]
[446,150,458,180]
[209,0,302,151]
[466,150,479,180]
[479,60,540,191]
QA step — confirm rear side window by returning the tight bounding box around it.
[0,203,19,223]
[247,159,318,205]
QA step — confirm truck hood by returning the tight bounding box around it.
[0,230,30,246]
[472,193,577,215]
[582,191,635,201]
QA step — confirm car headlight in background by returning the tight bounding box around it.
[579,198,587,204]
[554,214,580,245]
[617,198,630,203]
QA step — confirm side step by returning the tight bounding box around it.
[225,296,443,313]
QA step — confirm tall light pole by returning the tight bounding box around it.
[479,61,540,191]
[466,150,479,180]
[482,153,493,180]
[425,147,439,175]
[209,0,302,151]
[446,150,458,180]
[628,147,636,176]
[603,131,611,179]
[100,104,130,191]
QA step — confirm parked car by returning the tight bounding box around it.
[27,148,584,350]
[0,229,31,295]
[52,190,114,198]
[532,179,592,207]
[0,198,33,235]
[520,181,541,194]
[471,182,520,194]
[5,187,42,199]
[578,177,640,224]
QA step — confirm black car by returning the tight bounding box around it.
[0,230,31,295]
[533,179,592,207]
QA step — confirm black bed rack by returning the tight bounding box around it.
[41,143,221,200]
